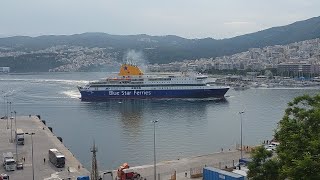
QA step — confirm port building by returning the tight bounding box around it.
[277,62,317,77]
[0,67,10,73]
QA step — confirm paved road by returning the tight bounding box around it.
[0,116,89,180]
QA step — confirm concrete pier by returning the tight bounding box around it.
[0,116,89,180]
[112,149,251,180]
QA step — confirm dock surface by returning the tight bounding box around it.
[112,149,250,180]
[0,116,89,180]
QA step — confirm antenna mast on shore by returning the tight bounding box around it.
[91,140,99,180]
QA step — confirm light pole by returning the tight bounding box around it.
[14,111,17,130]
[6,100,9,129]
[239,111,245,159]
[14,111,17,162]
[1,91,3,117]
[9,102,12,117]
[9,102,12,142]
[10,115,13,143]
[152,120,158,180]
[26,132,35,180]
[3,96,7,129]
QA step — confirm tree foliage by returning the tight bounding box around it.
[275,94,320,180]
[247,146,280,180]
[249,94,320,180]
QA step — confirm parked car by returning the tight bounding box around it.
[265,144,276,151]
[271,142,280,146]
[0,173,9,180]
[16,162,23,170]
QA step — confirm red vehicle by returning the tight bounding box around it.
[0,173,9,180]
[117,163,141,180]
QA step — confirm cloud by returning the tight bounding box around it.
[1,0,319,38]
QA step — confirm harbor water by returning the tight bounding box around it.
[0,72,318,170]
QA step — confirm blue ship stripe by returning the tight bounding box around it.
[79,88,229,101]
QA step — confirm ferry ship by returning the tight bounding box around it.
[78,64,229,101]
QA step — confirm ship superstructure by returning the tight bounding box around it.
[78,64,229,101]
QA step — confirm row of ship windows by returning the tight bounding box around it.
[148,81,196,84]
[148,78,195,81]
[90,84,205,88]
[148,78,171,81]
[92,81,194,86]
[117,81,196,84]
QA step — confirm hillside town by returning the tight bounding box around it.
[149,38,320,77]
[0,38,320,75]
[0,45,119,72]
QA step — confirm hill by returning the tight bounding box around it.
[0,16,319,72]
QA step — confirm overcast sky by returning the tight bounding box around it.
[1,0,319,39]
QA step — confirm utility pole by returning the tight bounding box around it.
[10,113,13,143]
[91,141,99,180]
[31,133,35,180]
[239,111,245,159]
[15,111,18,162]
[152,120,158,180]
[6,100,9,129]
[14,111,17,130]
[9,102,12,116]
[26,132,35,180]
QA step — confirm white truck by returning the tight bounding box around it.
[2,152,16,171]
[15,129,24,145]
[101,171,113,180]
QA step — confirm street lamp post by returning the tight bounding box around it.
[1,91,4,116]
[14,111,17,161]
[26,132,35,180]
[6,100,9,129]
[9,102,12,117]
[239,111,245,159]
[14,111,17,130]
[10,115,13,143]
[152,120,158,180]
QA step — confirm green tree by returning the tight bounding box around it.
[275,94,320,180]
[248,94,320,180]
[247,146,280,180]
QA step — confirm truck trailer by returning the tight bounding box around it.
[15,129,24,145]
[2,152,16,171]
